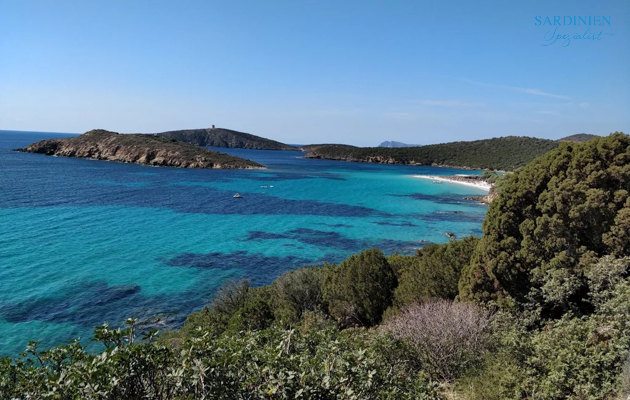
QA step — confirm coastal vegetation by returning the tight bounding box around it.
[305,136,562,171]
[459,132,630,314]
[559,133,600,142]
[299,143,357,152]
[2,133,629,399]
[157,127,297,151]
[15,129,265,169]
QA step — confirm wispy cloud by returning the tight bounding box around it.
[516,88,571,100]
[461,78,573,100]
[536,110,557,115]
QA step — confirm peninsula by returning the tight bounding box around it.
[304,136,560,171]
[15,129,265,169]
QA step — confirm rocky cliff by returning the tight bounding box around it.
[15,129,265,169]
[157,128,297,151]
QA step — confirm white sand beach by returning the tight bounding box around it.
[413,175,492,191]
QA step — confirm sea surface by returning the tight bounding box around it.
[0,130,488,356]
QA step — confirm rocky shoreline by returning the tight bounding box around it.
[15,129,266,169]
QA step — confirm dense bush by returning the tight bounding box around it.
[0,316,442,400]
[324,248,397,327]
[226,288,275,332]
[393,237,479,307]
[271,266,326,325]
[458,256,630,400]
[460,133,630,318]
[162,280,274,344]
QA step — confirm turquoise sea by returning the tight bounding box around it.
[0,130,488,356]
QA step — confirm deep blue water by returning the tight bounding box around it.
[0,130,488,356]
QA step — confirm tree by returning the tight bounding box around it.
[459,133,630,318]
[271,266,326,324]
[324,248,397,327]
[393,237,480,307]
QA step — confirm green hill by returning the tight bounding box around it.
[298,143,357,152]
[304,136,560,171]
[157,127,297,151]
[558,133,599,142]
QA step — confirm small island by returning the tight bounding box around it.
[14,129,265,169]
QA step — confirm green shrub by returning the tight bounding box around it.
[1,320,178,399]
[227,287,275,332]
[161,279,263,343]
[460,133,630,318]
[459,257,630,400]
[180,316,442,399]
[271,266,326,325]
[324,248,397,327]
[0,316,443,400]
[210,279,252,316]
[386,253,416,279]
[393,237,479,308]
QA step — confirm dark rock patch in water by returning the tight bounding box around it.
[165,251,315,286]
[389,193,487,207]
[2,282,142,326]
[372,221,418,227]
[419,211,486,223]
[246,228,424,255]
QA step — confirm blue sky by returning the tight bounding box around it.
[1,0,628,145]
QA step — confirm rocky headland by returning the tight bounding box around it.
[15,129,265,169]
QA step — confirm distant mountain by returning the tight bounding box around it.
[157,127,297,151]
[304,136,560,171]
[15,129,264,169]
[558,133,599,143]
[378,141,418,148]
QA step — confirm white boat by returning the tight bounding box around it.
[233,193,243,198]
